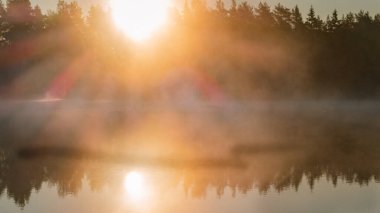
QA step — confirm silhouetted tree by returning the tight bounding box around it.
[237,1,253,20]
[255,2,275,28]
[215,0,227,17]
[326,9,340,32]
[49,0,83,30]
[341,12,355,30]
[375,14,380,23]
[355,10,373,26]
[273,3,292,31]
[306,6,323,31]
[229,0,237,17]
[31,5,43,32]
[4,0,33,43]
[291,5,304,30]
[0,0,5,20]
[0,0,6,45]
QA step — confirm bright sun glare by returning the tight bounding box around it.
[124,171,149,201]
[110,0,171,41]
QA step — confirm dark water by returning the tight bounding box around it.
[1,101,380,213]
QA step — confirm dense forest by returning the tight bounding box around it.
[1,0,380,100]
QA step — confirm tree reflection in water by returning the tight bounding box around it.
[0,101,380,207]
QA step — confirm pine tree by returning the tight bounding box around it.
[31,5,43,32]
[6,0,32,23]
[291,5,304,30]
[356,10,372,25]
[229,0,237,17]
[215,0,227,17]
[4,0,33,42]
[237,1,253,19]
[306,6,323,31]
[326,9,340,32]
[373,14,380,26]
[0,0,5,20]
[255,2,275,27]
[273,3,292,30]
[68,1,84,27]
[0,0,6,45]
[0,0,6,26]
[55,0,84,28]
[375,14,380,24]
[325,15,331,31]
[341,12,355,29]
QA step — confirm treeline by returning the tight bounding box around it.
[1,0,380,99]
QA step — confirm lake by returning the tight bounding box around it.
[1,100,380,213]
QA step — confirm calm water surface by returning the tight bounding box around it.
[0,101,380,213]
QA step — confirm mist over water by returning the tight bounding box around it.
[1,100,380,212]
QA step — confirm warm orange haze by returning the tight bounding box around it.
[1,0,380,213]
[1,0,380,99]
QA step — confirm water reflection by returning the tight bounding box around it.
[1,139,380,207]
[0,101,380,210]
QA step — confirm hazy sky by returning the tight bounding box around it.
[30,0,380,18]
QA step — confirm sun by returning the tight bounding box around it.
[124,171,149,201]
[110,0,171,41]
